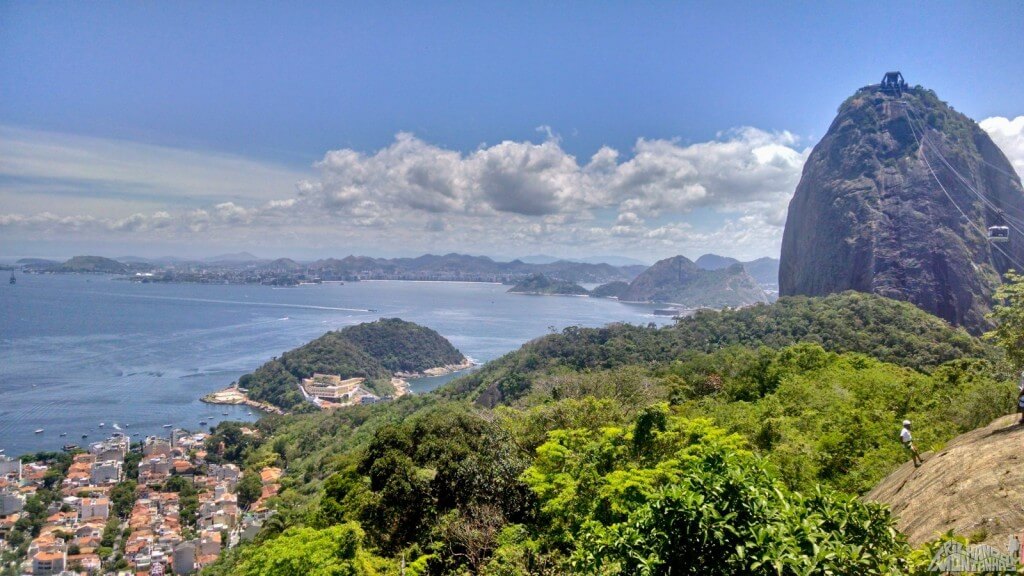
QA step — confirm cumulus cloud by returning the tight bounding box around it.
[298,128,807,223]
[1,125,814,259]
[981,116,1024,178]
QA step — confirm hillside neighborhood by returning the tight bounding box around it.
[0,430,280,575]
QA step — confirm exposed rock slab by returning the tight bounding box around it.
[866,415,1024,546]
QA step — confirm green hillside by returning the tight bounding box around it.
[237,319,465,411]
[340,318,466,374]
[198,286,1021,575]
[507,273,589,296]
[443,291,990,407]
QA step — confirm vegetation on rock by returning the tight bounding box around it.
[196,288,1022,575]
[238,319,465,411]
[507,273,589,296]
[621,256,768,307]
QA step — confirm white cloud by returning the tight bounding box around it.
[981,116,1024,178]
[0,125,814,260]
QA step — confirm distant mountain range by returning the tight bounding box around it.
[505,255,771,309]
[13,253,779,300]
[517,254,650,267]
[695,253,779,286]
[618,256,770,308]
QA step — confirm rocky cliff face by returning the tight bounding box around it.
[621,256,768,308]
[780,84,1024,334]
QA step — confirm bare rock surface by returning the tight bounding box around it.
[866,414,1024,546]
[780,83,1024,334]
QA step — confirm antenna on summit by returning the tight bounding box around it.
[880,71,907,96]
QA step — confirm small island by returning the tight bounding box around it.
[204,318,471,413]
[507,273,589,296]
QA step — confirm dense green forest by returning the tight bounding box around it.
[238,319,466,411]
[507,273,590,296]
[341,318,467,374]
[444,291,990,407]
[202,287,1022,574]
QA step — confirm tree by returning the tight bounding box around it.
[986,270,1024,371]
[233,523,388,576]
[237,472,263,509]
[518,413,910,574]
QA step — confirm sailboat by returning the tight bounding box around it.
[8,272,14,285]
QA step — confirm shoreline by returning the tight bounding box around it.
[395,357,476,379]
[201,385,285,415]
[201,358,475,416]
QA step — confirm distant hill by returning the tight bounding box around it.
[518,254,649,266]
[516,254,562,264]
[205,252,261,263]
[261,258,303,272]
[57,256,131,274]
[16,258,59,270]
[590,280,630,299]
[621,257,768,308]
[695,254,740,270]
[742,257,780,285]
[508,273,589,296]
[238,318,465,411]
[308,253,637,283]
[695,253,780,286]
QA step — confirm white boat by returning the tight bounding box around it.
[112,424,122,431]
[99,422,105,428]
[34,429,44,434]
[59,432,67,437]
[162,424,173,428]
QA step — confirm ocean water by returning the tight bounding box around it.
[0,274,672,456]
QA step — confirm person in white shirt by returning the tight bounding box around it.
[1017,385,1024,426]
[900,420,922,467]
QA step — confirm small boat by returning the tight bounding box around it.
[9,272,15,285]
[99,422,105,428]
[62,444,78,452]
[59,432,67,437]
[163,424,173,428]
[221,412,228,416]
[199,420,208,426]
[81,434,88,439]
[0,449,5,454]
[112,423,121,431]
[34,429,44,434]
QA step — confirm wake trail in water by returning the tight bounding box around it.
[82,291,373,313]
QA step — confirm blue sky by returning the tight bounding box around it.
[1,1,1022,261]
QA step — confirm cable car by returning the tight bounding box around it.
[988,226,1009,243]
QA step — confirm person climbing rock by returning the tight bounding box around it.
[1017,387,1024,425]
[900,420,922,467]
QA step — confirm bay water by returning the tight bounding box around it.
[0,274,672,456]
